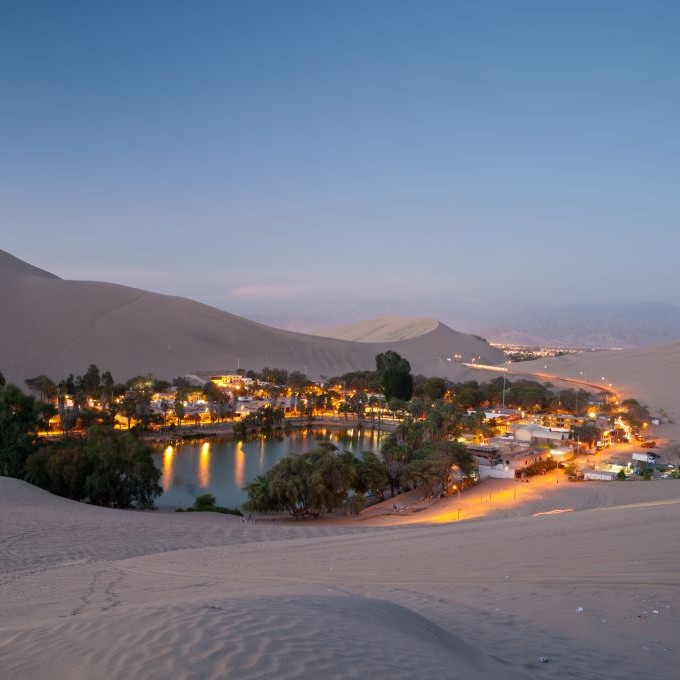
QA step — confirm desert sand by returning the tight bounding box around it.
[1,472,678,680]
[507,344,680,420]
[318,315,440,342]
[3,250,680,679]
[0,250,502,386]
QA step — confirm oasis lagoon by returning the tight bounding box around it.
[152,427,385,509]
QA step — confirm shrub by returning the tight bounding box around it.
[25,426,161,508]
[193,493,217,510]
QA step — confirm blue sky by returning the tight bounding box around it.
[1,0,679,319]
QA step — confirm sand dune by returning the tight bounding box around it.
[4,251,679,678]
[1,476,678,680]
[2,594,510,680]
[319,315,440,342]
[0,251,502,385]
[500,342,680,425]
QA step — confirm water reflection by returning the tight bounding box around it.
[234,441,245,489]
[153,428,385,508]
[258,436,265,468]
[162,445,174,488]
[198,442,211,488]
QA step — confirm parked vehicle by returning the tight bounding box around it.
[632,452,659,464]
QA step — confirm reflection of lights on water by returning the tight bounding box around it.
[235,441,246,488]
[162,445,174,489]
[198,442,210,488]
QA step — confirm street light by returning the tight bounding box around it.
[453,484,462,520]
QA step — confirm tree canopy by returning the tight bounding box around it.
[243,445,388,519]
[243,445,354,518]
[376,351,413,402]
[0,383,54,477]
[25,426,161,508]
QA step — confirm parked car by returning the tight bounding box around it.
[641,441,657,448]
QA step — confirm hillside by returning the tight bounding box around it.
[2,473,679,680]
[319,315,440,342]
[480,302,680,349]
[500,340,680,427]
[0,251,503,385]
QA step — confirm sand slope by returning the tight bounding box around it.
[1,476,679,680]
[319,315,440,342]
[503,342,680,422]
[0,251,503,385]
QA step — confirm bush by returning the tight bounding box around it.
[174,494,243,516]
[193,493,217,510]
[243,445,358,519]
[25,426,161,508]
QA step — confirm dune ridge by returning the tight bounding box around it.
[1,476,679,679]
[0,251,502,385]
[318,315,441,342]
[503,340,680,424]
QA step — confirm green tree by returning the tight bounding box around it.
[244,446,357,519]
[234,406,285,440]
[375,351,410,374]
[621,399,651,428]
[25,375,57,402]
[422,377,447,402]
[450,381,485,409]
[571,422,601,447]
[376,351,413,402]
[262,367,289,385]
[383,369,414,402]
[193,493,217,510]
[505,380,552,411]
[25,442,90,499]
[0,383,51,477]
[354,451,389,501]
[121,393,138,429]
[82,426,161,508]
[82,364,101,399]
[287,371,311,390]
[404,441,473,496]
[24,426,161,508]
[100,371,115,408]
[174,399,186,425]
[380,420,424,495]
[242,474,273,513]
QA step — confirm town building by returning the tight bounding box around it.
[511,423,570,446]
[467,442,550,479]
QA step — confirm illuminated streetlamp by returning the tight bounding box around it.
[453,484,462,520]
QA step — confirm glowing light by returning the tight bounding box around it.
[198,442,211,488]
[234,440,246,488]
[162,445,174,489]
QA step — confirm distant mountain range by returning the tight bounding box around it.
[0,251,503,386]
[250,302,680,350]
[478,303,680,349]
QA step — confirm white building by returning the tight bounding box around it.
[468,443,549,479]
[512,424,569,445]
[583,469,617,481]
